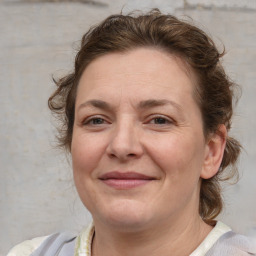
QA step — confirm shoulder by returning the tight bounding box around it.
[190,221,231,256]
[191,222,256,256]
[7,235,49,256]
[206,231,256,256]
[7,232,77,256]
[6,223,93,256]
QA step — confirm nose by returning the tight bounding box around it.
[106,118,144,161]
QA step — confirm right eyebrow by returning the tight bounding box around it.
[77,99,111,111]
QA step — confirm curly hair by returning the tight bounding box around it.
[48,9,241,224]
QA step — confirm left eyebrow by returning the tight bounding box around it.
[138,99,183,112]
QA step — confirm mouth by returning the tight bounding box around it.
[99,171,156,189]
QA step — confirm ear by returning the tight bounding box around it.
[200,124,227,179]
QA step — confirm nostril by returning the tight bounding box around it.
[127,153,136,157]
[109,153,116,158]
[108,152,138,160]
[106,134,144,160]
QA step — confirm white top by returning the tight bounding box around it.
[190,222,231,256]
[7,221,231,256]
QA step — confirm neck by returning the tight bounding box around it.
[91,215,213,256]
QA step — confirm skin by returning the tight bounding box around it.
[71,48,227,256]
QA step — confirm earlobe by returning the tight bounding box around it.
[200,125,227,179]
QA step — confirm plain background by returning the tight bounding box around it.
[1,0,256,255]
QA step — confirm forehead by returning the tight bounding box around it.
[76,48,197,105]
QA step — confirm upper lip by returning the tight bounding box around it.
[99,171,156,180]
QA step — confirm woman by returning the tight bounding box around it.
[8,9,256,256]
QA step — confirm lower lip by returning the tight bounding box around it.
[101,179,152,189]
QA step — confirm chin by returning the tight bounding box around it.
[95,199,154,232]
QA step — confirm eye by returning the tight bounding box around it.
[148,116,173,125]
[83,116,109,126]
[89,118,105,125]
[151,117,169,124]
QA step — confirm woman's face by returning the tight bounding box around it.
[72,48,210,231]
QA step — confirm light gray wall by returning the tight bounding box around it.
[1,0,256,255]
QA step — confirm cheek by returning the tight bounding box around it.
[146,133,205,178]
[71,133,107,209]
[148,135,205,204]
[71,133,107,177]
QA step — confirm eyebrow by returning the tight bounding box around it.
[77,99,183,112]
[77,99,111,111]
[138,99,182,112]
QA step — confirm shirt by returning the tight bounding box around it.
[7,221,233,256]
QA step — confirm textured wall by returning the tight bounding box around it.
[1,0,256,255]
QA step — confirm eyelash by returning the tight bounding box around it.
[82,115,175,127]
[147,115,174,125]
[82,116,109,126]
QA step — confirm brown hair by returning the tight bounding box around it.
[48,9,241,224]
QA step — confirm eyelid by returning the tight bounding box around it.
[82,115,110,125]
[145,114,175,125]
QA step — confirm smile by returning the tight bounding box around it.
[99,171,156,189]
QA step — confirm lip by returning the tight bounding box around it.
[99,171,156,189]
